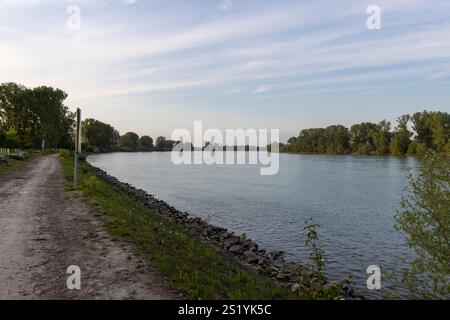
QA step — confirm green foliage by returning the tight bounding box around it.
[303,218,326,272]
[80,120,170,153]
[412,111,450,152]
[350,122,378,153]
[395,152,450,299]
[82,118,119,152]
[155,136,176,151]
[138,135,154,151]
[4,128,20,148]
[0,82,74,149]
[282,111,449,156]
[370,120,391,155]
[282,126,349,154]
[0,157,28,175]
[292,218,354,300]
[390,115,412,156]
[118,132,140,152]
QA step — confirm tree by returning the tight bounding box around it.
[350,122,378,154]
[390,115,412,156]
[139,135,154,151]
[395,152,449,298]
[119,132,140,151]
[31,86,74,148]
[0,124,5,148]
[287,137,297,145]
[411,111,450,153]
[0,82,74,149]
[370,120,391,155]
[155,136,176,151]
[324,125,350,154]
[0,83,36,147]
[4,128,20,148]
[82,118,119,152]
[429,112,450,152]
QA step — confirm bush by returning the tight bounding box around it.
[395,152,450,299]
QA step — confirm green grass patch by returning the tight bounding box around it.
[59,150,294,300]
[0,158,29,175]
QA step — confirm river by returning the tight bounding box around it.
[87,152,419,297]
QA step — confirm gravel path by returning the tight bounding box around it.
[0,154,179,300]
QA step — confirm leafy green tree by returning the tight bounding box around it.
[411,111,450,153]
[287,137,297,145]
[0,83,36,147]
[350,122,378,154]
[324,125,350,154]
[429,112,450,152]
[138,135,154,151]
[407,140,428,156]
[390,115,412,156]
[31,86,74,148]
[0,82,74,149]
[395,152,449,298]
[155,136,176,151]
[119,132,140,151]
[82,118,119,152]
[370,120,391,155]
[155,136,167,151]
[4,128,20,148]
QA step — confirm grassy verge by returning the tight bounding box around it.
[59,150,294,299]
[0,150,54,175]
[0,158,29,175]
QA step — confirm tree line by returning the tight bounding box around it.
[81,118,176,152]
[0,82,74,149]
[0,82,176,152]
[282,111,450,156]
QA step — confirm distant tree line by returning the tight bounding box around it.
[0,82,74,149]
[82,118,176,153]
[0,82,177,153]
[282,111,450,156]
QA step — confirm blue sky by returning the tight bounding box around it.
[0,0,449,141]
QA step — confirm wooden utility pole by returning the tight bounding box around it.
[74,108,81,188]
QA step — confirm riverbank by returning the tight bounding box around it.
[62,150,357,299]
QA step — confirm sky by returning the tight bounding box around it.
[0,0,449,141]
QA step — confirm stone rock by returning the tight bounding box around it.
[242,239,258,251]
[229,245,243,254]
[243,251,259,264]
[258,257,274,268]
[280,262,299,275]
[268,251,283,260]
[221,231,231,240]
[223,237,240,249]
[276,273,290,281]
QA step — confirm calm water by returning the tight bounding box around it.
[88,152,419,297]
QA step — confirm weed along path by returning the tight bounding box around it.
[0,154,179,300]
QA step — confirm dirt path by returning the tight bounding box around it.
[0,154,179,300]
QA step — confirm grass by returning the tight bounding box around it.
[59,150,294,300]
[0,149,61,176]
[0,158,29,175]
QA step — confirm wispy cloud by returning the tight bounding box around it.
[253,86,271,94]
[221,0,232,11]
[0,0,449,137]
